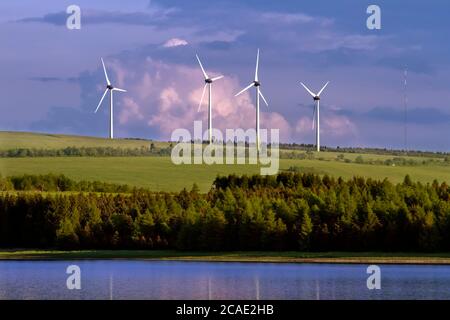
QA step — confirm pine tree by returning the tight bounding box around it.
[56,216,79,249]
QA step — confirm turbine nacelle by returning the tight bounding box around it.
[107,84,114,90]
[205,78,213,84]
[254,81,261,87]
[300,81,330,101]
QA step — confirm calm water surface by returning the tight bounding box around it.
[0,261,449,300]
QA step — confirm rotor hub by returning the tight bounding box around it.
[314,96,320,101]
[205,78,213,84]
[254,81,261,87]
[107,85,114,90]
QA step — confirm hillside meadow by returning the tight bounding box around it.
[0,131,165,150]
[1,157,450,192]
[0,131,449,192]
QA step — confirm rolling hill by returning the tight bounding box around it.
[0,131,449,192]
[0,131,165,150]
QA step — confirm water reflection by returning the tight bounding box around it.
[0,261,449,300]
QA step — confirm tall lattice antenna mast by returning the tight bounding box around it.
[403,67,408,154]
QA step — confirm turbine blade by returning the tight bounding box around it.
[197,83,208,112]
[235,82,254,97]
[211,75,224,82]
[101,58,111,86]
[255,48,260,82]
[300,82,316,98]
[95,89,109,113]
[259,90,269,107]
[113,88,127,92]
[196,54,208,79]
[317,81,330,96]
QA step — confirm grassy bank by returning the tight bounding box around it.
[1,250,450,264]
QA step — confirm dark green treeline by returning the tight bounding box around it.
[1,173,450,251]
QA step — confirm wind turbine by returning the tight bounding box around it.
[300,81,330,152]
[235,49,269,151]
[196,54,224,144]
[94,58,126,139]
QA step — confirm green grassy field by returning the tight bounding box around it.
[0,131,449,192]
[1,250,450,264]
[0,131,167,150]
[1,157,449,192]
[282,149,445,163]
[0,157,261,192]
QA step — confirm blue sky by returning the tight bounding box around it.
[1,0,450,151]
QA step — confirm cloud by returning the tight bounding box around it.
[29,70,113,137]
[119,97,144,124]
[97,56,294,141]
[17,6,177,26]
[364,107,450,125]
[29,76,78,83]
[18,2,384,58]
[295,115,357,139]
[333,34,382,51]
[163,38,188,48]
[289,32,384,54]
[322,115,358,137]
[295,117,313,134]
[200,40,233,51]
[30,106,96,136]
[260,12,333,26]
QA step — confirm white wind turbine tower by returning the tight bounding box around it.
[94,58,127,139]
[235,49,269,151]
[196,54,224,144]
[300,81,330,152]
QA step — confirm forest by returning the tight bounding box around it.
[0,172,449,252]
[0,173,139,193]
[0,145,172,158]
[2,145,450,166]
[278,143,450,159]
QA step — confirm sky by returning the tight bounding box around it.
[1,0,450,151]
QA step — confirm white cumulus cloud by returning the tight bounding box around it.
[163,38,188,48]
[111,57,293,141]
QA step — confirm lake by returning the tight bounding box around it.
[0,260,449,299]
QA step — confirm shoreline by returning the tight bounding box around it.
[1,250,450,265]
